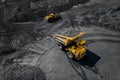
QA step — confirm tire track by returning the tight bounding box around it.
[84,65,103,80]
[25,22,57,67]
[30,42,48,67]
[86,39,120,45]
[66,52,103,80]
[69,30,120,39]
[83,56,103,80]
[31,42,47,52]
[34,44,56,67]
[19,42,48,66]
[82,33,120,39]
[65,53,88,80]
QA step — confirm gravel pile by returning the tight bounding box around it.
[1,64,46,80]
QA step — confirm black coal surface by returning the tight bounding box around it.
[1,64,46,80]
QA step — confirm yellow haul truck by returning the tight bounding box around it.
[45,13,62,23]
[53,32,87,60]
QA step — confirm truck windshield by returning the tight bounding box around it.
[82,43,86,47]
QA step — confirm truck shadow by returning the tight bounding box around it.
[69,50,102,80]
[75,38,120,79]
[78,50,101,68]
[71,38,120,79]
[76,50,103,79]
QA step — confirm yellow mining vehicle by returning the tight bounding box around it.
[45,13,62,23]
[53,32,87,60]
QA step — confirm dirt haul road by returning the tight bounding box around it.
[13,8,120,80]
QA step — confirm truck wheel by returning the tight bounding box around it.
[47,19,50,23]
[58,43,65,50]
[59,16,62,20]
[57,15,62,20]
[47,18,53,23]
[67,51,75,60]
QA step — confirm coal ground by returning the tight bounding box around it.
[0,0,120,80]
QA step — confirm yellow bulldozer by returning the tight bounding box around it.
[45,13,62,23]
[53,32,87,60]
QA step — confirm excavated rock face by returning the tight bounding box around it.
[8,0,90,22]
[75,5,120,31]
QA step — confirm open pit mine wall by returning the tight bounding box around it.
[8,0,90,22]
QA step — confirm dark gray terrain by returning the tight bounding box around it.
[0,0,120,80]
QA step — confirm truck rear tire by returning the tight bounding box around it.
[58,42,66,51]
[56,15,62,20]
[67,51,75,60]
